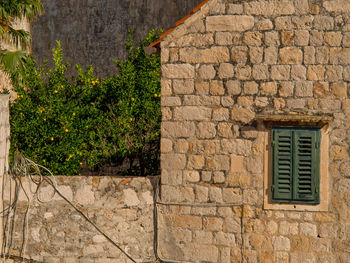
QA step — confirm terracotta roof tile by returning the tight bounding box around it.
[149,0,209,48]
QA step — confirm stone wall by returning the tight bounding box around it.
[159,0,350,262]
[2,176,157,263]
[31,0,203,77]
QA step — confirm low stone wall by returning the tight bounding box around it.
[3,176,157,263]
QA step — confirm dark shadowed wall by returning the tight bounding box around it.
[31,0,203,77]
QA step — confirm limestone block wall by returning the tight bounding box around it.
[159,0,350,262]
[2,176,156,263]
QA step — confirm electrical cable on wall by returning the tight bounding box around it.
[0,154,138,263]
[1,153,246,263]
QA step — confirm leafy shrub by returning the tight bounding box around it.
[10,29,161,176]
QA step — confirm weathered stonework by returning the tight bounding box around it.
[160,0,350,262]
[2,176,156,262]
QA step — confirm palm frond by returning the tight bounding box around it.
[0,24,30,49]
[0,0,42,21]
[0,49,29,83]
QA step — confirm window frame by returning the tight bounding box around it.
[262,121,329,212]
[270,126,321,205]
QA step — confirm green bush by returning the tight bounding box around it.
[10,29,161,176]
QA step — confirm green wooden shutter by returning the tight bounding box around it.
[272,129,293,201]
[293,130,320,203]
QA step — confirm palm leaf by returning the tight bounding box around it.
[0,49,29,84]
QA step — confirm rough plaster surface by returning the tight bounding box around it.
[31,0,203,77]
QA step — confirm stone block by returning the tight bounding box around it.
[231,107,255,124]
[175,33,214,48]
[221,96,235,107]
[204,216,223,231]
[201,171,212,182]
[292,64,307,80]
[264,46,278,64]
[325,65,343,82]
[265,32,280,46]
[213,171,225,183]
[330,145,347,160]
[295,81,313,97]
[324,32,342,46]
[331,82,347,98]
[162,121,196,138]
[198,65,216,80]
[174,106,211,121]
[236,65,252,80]
[180,47,229,63]
[314,82,329,98]
[75,185,95,205]
[161,78,172,96]
[243,31,263,46]
[231,46,248,63]
[279,221,299,235]
[330,48,350,64]
[257,19,273,31]
[218,122,233,138]
[275,16,293,30]
[185,170,200,183]
[227,173,251,187]
[245,1,295,16]
[161,153,186,169]
[313,15,334,30]
[279,47,303,64]
[183,95,220,106]
[162,64,194,79]
[183,244,219,262]
[226,80,241,95]
[195,80,210,95]
[162,107,172,120]
[216,32,233,45]
[161,96,181,107]
[218,63,234,79]
[279,82,294,97]
[300,223,317,237]
[174,139,189,153]
[167,215,202,229]
[243,81,259,95]
[271,65,290,80]
[197,122,217,138]
[307,65,325,80]
[273,236,291,251]
[252,65,269,80]
[187,155,205,169]
[281,31,294,46]
[210,80,225,95]
[304,46,315,64]
[214,231,236,246]
[223,188,241,203]
[250,234,272,250]
[255,97,269,107]
[231,155,244,173]
[195,185,209,202]
[261,82,277,95]
[294,30,309,46]
[193,230,213,244]
[161,138,173,153]
[227,4,243,15]
[206,15,254,32]
[250,47,263,64]
[315,46,329,64]
[208,186,223,203]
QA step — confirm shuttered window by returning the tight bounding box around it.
[271,127,320,204]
